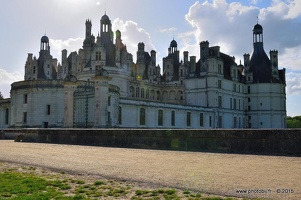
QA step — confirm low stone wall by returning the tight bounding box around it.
[15,128,301,156]
[0,129,23,140]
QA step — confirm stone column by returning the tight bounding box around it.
[63,82,79,127]
[92,75,112,127]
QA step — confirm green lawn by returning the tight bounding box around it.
[0,164,257,200]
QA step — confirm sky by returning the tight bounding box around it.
[0,0,301,116]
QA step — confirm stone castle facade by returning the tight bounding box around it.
[0,14,286,129]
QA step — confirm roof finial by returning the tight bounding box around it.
[257,15,259,24]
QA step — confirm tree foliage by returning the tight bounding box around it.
[287,116,301,128]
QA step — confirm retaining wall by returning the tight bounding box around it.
[8,128,301,156]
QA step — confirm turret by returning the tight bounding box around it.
[270,50,279,78]
[200,41,209,72]
[249,23,271,83]
[137,42,145,64]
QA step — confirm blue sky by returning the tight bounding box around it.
[0,0,301,116]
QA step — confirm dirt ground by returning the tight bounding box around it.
[0,140,300,199]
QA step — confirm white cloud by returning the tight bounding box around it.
[0,68,23,98]
[50,38,84,61]
[159,27,177,33]
[183,0,301,67]
[286,71,301,95]
[112,18,156,62]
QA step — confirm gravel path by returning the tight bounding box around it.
[0,140,300,199]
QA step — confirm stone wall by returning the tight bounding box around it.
[10,128,301,156]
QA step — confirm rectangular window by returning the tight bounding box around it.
[218,96,222,108]
[218,116,222,128]
[233,83,236,92]
[140,108,146,125]
[171,111,175,126]
[107,112,111,125]
[95,65,101,71]
[187,112,191,126]
[233,117,237,128]
[5,108,9,125]
[209,116,212,127]
[95,52,101,61]
[200,113,204,127]
[230,98,232,109]
[248,86,250,94]
[47,105,51,115]
[119,106,122,125]
[23,112,27,123]
[24,94,28,104]
[218,80,222,89]
[108,96,111,106]
[233,99,236,110]
[218,64,222,74]
[158,110,163,126]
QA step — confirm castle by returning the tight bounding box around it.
[0,14,286,129]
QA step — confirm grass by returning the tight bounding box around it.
[0,162,260,200]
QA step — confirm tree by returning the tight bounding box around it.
[287,116,301,128]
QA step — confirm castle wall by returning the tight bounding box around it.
[15,128,301,156]
[10,80,65,128]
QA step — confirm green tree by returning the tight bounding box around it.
[287,116,301,128]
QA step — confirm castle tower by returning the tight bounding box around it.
[200,41,209,72]
[40,35,50,52]
[100,13,115,66]
[85,19,92,38]
[270,50,279,78]
[249,23,271,83]
[100,14,113,42]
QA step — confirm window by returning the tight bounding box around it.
[96,52,101,61]
[200,113,204,126]
[248,86,250,94]
[187,112,191,126]
[107,112,111,125]
[108,96,111,106]
[140,108,145,125]
[230,98,232,109]
[119,106,122,125]
[24,94,28,104]
[158,110,163,126]
[209,116,212,127]
[5,108,9,125]
[233,83,236,92]
[136,87,140,98]
[23,112,27,123]
[146,89,149,99]
[218,116,222,128]
[218,80,222,89]
[233,117,237,128]
[141,88,145,98]
[218,96,222,108]
[47,105,51,115]
[234,98,237,110]
[218,64,222,74]
[171,111,175,126]
[33,66,36,74]
[95,65,101,71]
